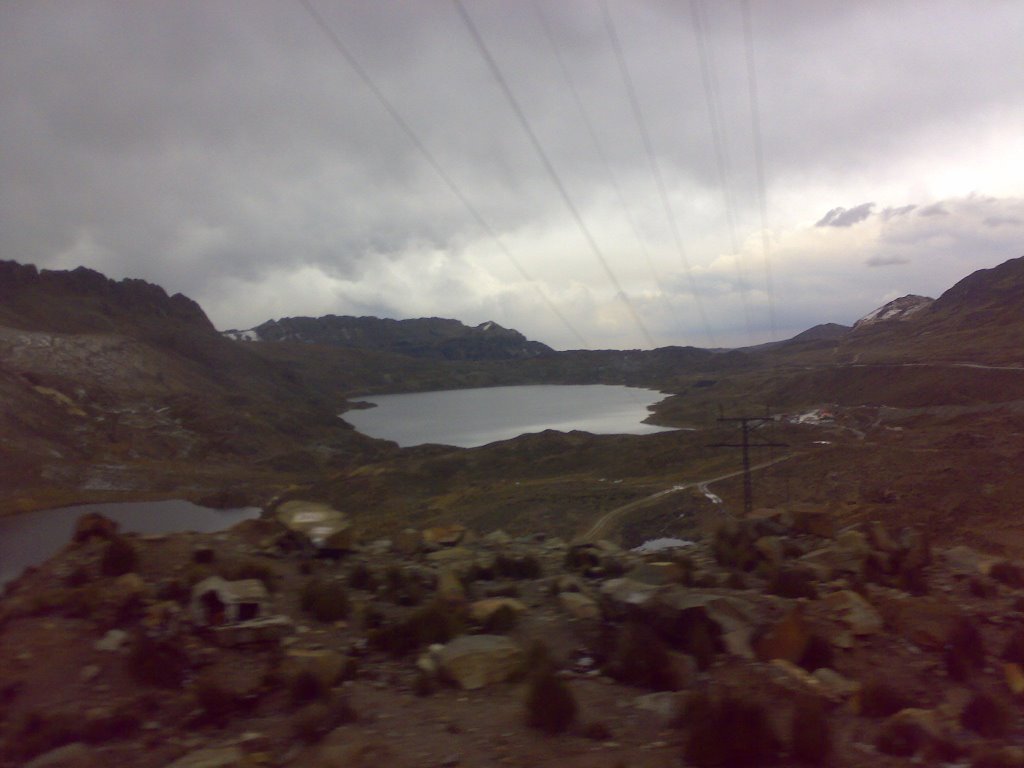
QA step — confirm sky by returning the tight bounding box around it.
[2,1,1023,350]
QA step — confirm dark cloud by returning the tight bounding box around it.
[816,203,875,228]
[865,255,910,267]
[1,1,1022,349]
[918,204,949,217]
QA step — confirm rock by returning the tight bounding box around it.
[899,527,931,571]
[625,562,689,586]
[754,606,811,663]
[823,590,883,635]
[212,616,293,647]
[424,547,476,570]
[754,536,786,566]
[305,735,401,768]
[812,668,861,699]
[23,743,100,768]
[105,572,148,612]
[483,530,512,547]
[436,568,466,604]
[558,591,600,620]
[875,708,947,758]
[633,691,686,719]
[436,635,524,690]
[422,525,466,548]
[599,578,660,618]
[866,521,900,553]
[874,594,958,650]
[836,529,871,557]
[1005,662,1024,697]
[72,513,118,543]
[191,576,268,626]
[392,528,422,555]
[80,665,101,682]
[941,545,996,576]
[94,629,128,652]
[276,500,355,551]
[162,746,248,768]
[468,598,526,624]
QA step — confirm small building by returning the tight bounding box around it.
[191,576,268,626]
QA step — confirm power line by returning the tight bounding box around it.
[599,0,716,348]
[532,0,681,346]
[689,0,755,344]
[741,0,778,343]
[453,0,655,349]
[298,0,587,348]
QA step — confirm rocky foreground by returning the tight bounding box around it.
[2,504,1024,768]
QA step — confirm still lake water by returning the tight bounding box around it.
[0,500,259,586]
[343,384,674,448]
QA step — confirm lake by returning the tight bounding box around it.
[342,384,674,448]
[0,499,259,586]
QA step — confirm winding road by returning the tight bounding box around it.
[579,453,799,541]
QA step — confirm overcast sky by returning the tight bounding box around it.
[2,1,1022,350]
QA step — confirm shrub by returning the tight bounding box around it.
[100,536,138,577]
[369,601,464,657]
[290,695,356,744]
[127,632,187,688]
[790,695,830,763]
[496,554,542,580]
[766,567,819,599]
[858,679,912,718]
[605,623,678,691]
[525,668,577,734]
[685,695,780,767]
[1002,626,1024,664]
[989,561,1024,588]
[290,669,330,707]
[193,674,237,727]
[348,562,376,591]
[300,578,350,623]
[945,616,985,681]
[961,692,1007,738]
[797,634,834,672]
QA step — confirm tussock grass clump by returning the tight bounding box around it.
[100,535,138,577]
[347,562,376,591]
[382,565,426,606]
[858,679,912,718]
[127,632,187,688]
[683,694,780,767]
[604,622,679,691]
[945,615,985,681]
[300,578,350,623]
[961,692,1008,738]
[290,695,357,744]
[495,553,542,580]
[525,667,577,734]
[193,673,237,727]
[766,566,819,599]
[1001,626,1024,664]
[790,695,830,763]
[369,600,464,657]
[989,560,1024,588]
[712,521,759,572]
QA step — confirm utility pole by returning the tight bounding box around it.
[708,411,788,516]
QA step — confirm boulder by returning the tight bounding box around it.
[162,747,248,768]
[599,578,660,618]
[392,528,422,556]
[436,635,524,690]
[754,606,810,663]
[789,506,836,538]
[823,590,883,635]
[212,616,293,647]
[436,568,466,604]
[23,743,100,768]
[558,591,600,620]
[468,598,526,624]
[422,525,466,548]
[276,501,355,551]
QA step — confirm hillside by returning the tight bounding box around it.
[225,315,553,361]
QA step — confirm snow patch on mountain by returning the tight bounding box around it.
[854,294,934,329]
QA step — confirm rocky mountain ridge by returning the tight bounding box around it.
[224,315,553,361]
[852,295,934,329]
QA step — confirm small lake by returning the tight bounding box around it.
[0,500,259,586]
[343,384,674,448]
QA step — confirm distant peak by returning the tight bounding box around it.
[854,294,934,329]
